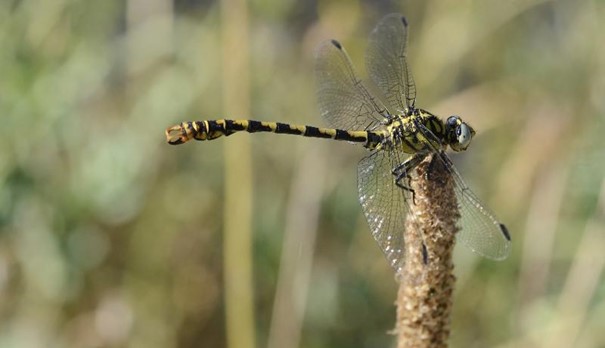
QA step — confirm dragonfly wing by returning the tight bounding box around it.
[412,120,511,260]
[366,13,416,110]
[445,156,512,260]
[315,40,388,131]
[358,149,413,271]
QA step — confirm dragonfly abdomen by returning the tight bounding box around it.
[166,119,384,147]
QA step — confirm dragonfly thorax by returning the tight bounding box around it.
[377,110,476,154]
[377,108,443,154]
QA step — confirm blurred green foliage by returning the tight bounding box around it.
[1,0,604,347]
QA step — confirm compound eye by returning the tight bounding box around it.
[456,123,473,149]
[446,116,459,128]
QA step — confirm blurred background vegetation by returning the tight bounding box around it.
[1,0,604,347]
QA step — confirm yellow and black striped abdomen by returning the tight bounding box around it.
[165,119,384,148]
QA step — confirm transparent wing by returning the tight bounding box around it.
[315,40,389,131]
[358,149,413,272]
[440,153,512,260]
[411,118,511,259]
[366,13,416,110]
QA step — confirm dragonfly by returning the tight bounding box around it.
[165,13,511,272]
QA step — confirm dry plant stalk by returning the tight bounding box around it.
[396,154,460,348]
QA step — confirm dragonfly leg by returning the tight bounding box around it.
[394,176,415,203]
[393,153,426,205]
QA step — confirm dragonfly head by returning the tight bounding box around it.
[445,116,475,152]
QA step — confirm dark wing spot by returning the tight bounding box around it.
[331,39,342,49]
[499,223,511,241]
[401,16,408,27]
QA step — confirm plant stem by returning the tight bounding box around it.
[396,154,459,348]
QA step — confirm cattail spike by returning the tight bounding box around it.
[396,153,460,348]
